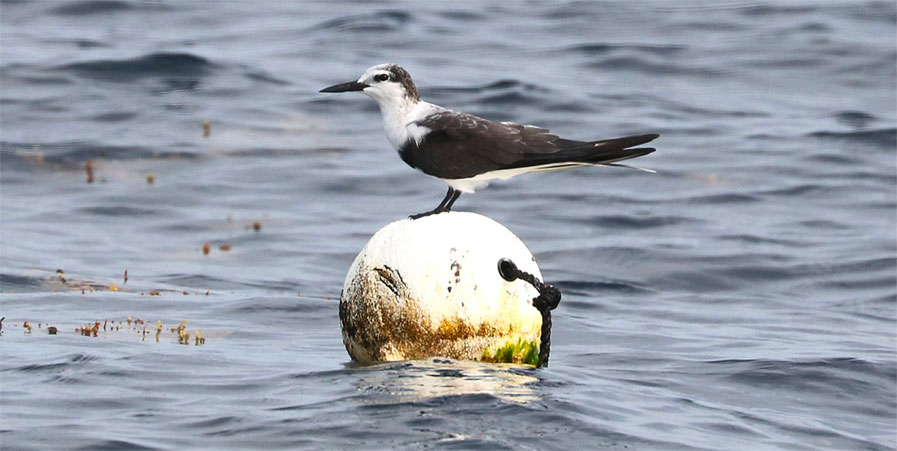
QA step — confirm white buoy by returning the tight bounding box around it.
[340,212,543,365]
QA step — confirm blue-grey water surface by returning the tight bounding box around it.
[1,1,895,449]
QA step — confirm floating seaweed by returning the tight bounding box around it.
[18,315,206,346]
[76,321,100,337]
[173,320,189,345]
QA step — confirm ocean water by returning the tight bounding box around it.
[1,1,895,449]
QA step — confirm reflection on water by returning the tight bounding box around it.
[354,358,541,404]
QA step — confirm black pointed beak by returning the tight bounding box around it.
[319,81,368,93]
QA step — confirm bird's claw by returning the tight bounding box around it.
[409,208,450,220]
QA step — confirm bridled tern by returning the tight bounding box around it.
[320,63,659,219]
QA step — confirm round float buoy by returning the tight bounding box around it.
[340,212,544,365]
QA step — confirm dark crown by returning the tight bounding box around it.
[385,64,420,102]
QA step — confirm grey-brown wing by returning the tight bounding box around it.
[403,110,658,180]
[402,111,563,179]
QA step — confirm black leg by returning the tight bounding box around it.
[435,186,454,210]
[410,187,461,219]
[443,189,461,211]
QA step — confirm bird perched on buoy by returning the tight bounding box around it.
[321,64,659,219]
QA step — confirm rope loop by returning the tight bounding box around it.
[497,258,561,367]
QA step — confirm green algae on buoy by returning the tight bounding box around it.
[340,212,543,365]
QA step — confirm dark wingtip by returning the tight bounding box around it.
[628,147,656,156]
[631,133,660,144]
[591,133,660,150]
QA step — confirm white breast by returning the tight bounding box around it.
[379,101,441,150]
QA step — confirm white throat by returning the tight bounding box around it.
[365,90,440,150]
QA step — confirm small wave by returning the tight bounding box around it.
[46,374,84,385]
[91,111,138,123]
[159,274,246,291]
[435,9,486,22]
[224,298,330,316]
[481,79,540,91]
[6,361,70,373]
[802,153,859,165]
[7,353,100,375]
[717,234,803,246]
[711,358,896,400]
[427,79,547,97]
[685,193,759,204]
[72,38,109,49]
[75,439,157,451]
[584,214,701,229]
[480,91,530,105]
[808,128,896,149]
[758,183,837,197]
[845,1,897,24]
[738,4,819,17]
[835,110,877,129]
[0,141,201,167]
[796,219,851,230]
[186,415,241,430]
[585,56,724,78]
[245,70,290,86]
[69,353,100,363]
[713,265,797,283]
[79,205,160,217]
[13,74,75,86]
[799,21,833,33]
[60,52,215,83]
[0,273,44,290]
[556,279,652,295]
[310,10,411,34]
[50,0,132,16]
[567,43,685,57]
[798,256,896,278]
[735,56,826,69]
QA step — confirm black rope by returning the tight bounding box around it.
[497,258,561,368]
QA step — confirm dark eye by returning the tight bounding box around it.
[375,73,389,82]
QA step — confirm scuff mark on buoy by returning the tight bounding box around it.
[375,265,406,298]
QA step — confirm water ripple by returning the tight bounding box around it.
[60,52,215,83]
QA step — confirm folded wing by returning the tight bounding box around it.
[402,110,658,179]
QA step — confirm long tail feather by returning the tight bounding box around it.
[516,133,659,168]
